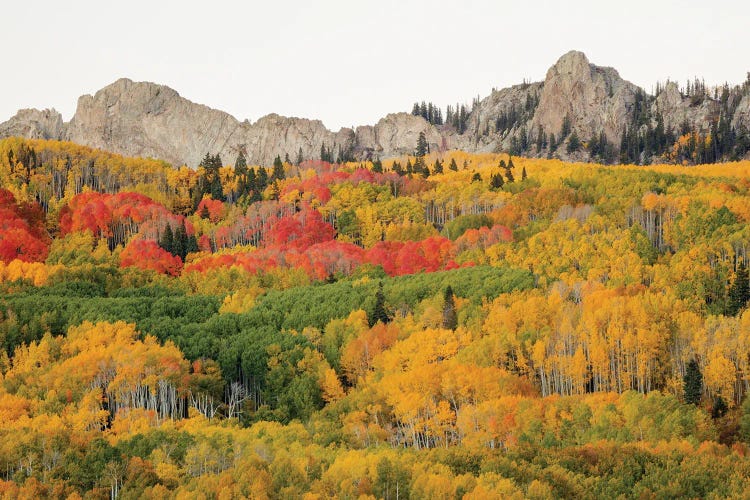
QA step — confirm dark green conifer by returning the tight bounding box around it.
[160,224,174,254]
[272,155,285,181]
[416,132,428,158]
[442,286,458,330]
[490,173,504,190]
[712,396,728,419]
[728,261,750,315]
[173,223,186,260]
[684,359,703,405]
[369,282,390,327]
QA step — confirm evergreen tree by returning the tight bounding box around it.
[210,178,224,202]
[448,158,458,171]
[567,131,581,153]
[471,172,482,183]
[521,166,528,181]
[199,152,225,202]
[421,163,430,178]
[200,203,210,219]
[413,156,425,175]
[319,143,335,163]
[234,151,248,195]
[490,173,505,190]
[297,147,304,165]
[536,125,546,153]
[246,168,257,199]
[712,396,728,419]
[416,132,428,158]
[433,159,443,174]
[187,233,199,254]
[458,105,468,133]
[504,157,515,183]
[159,224,174,254]
[372,158,383,173]
[369,282,390,327]
[549,133,558,152]
[560,114,572,139]
[336,145,344,164]
[683,359,703,405]
[271,155,285,182]
[257,167,269,194]
[173,223,187,260]
[728,261,750,315]
[234,151,247,176]
[740,395,750,443]
[442,286,458,330]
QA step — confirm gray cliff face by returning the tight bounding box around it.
[238,113,341,167]
[66,78,242,167]
[0,108,66,141]
[731,94,750,133]
[462,82,544,153]
[363,113,455,158]
[40,78,450,167]
[2,52,749,165]
[652,81,719,134]
[530,51,639,145]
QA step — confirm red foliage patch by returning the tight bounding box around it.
[59,191,192,244]
[120,239,183,276]
[0,189,50,263]
[196,198,226,222]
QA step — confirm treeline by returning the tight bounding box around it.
[409,100,472,133]
[411,101,443,125]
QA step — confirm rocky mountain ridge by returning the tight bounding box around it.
[2,51,749,166]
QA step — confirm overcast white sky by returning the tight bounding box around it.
[2,0,748,130]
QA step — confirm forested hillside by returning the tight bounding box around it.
[3,136,750,498]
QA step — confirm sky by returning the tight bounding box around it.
[2,0,749,130]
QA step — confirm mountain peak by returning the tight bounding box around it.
[2,53,750,165]
[549,50,591,75]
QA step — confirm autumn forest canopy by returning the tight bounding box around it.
[4,136,750,498]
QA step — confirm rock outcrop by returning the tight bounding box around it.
[461,82,544,152]
[731,94,750,132]
[530,51,639,145]
[652,81,719,133]
[243,113,355,167]
[66,78,244,167]
[2,51,750,165]
[44,78,450,167]
[0,108,66,141]
[357,113,455,159]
